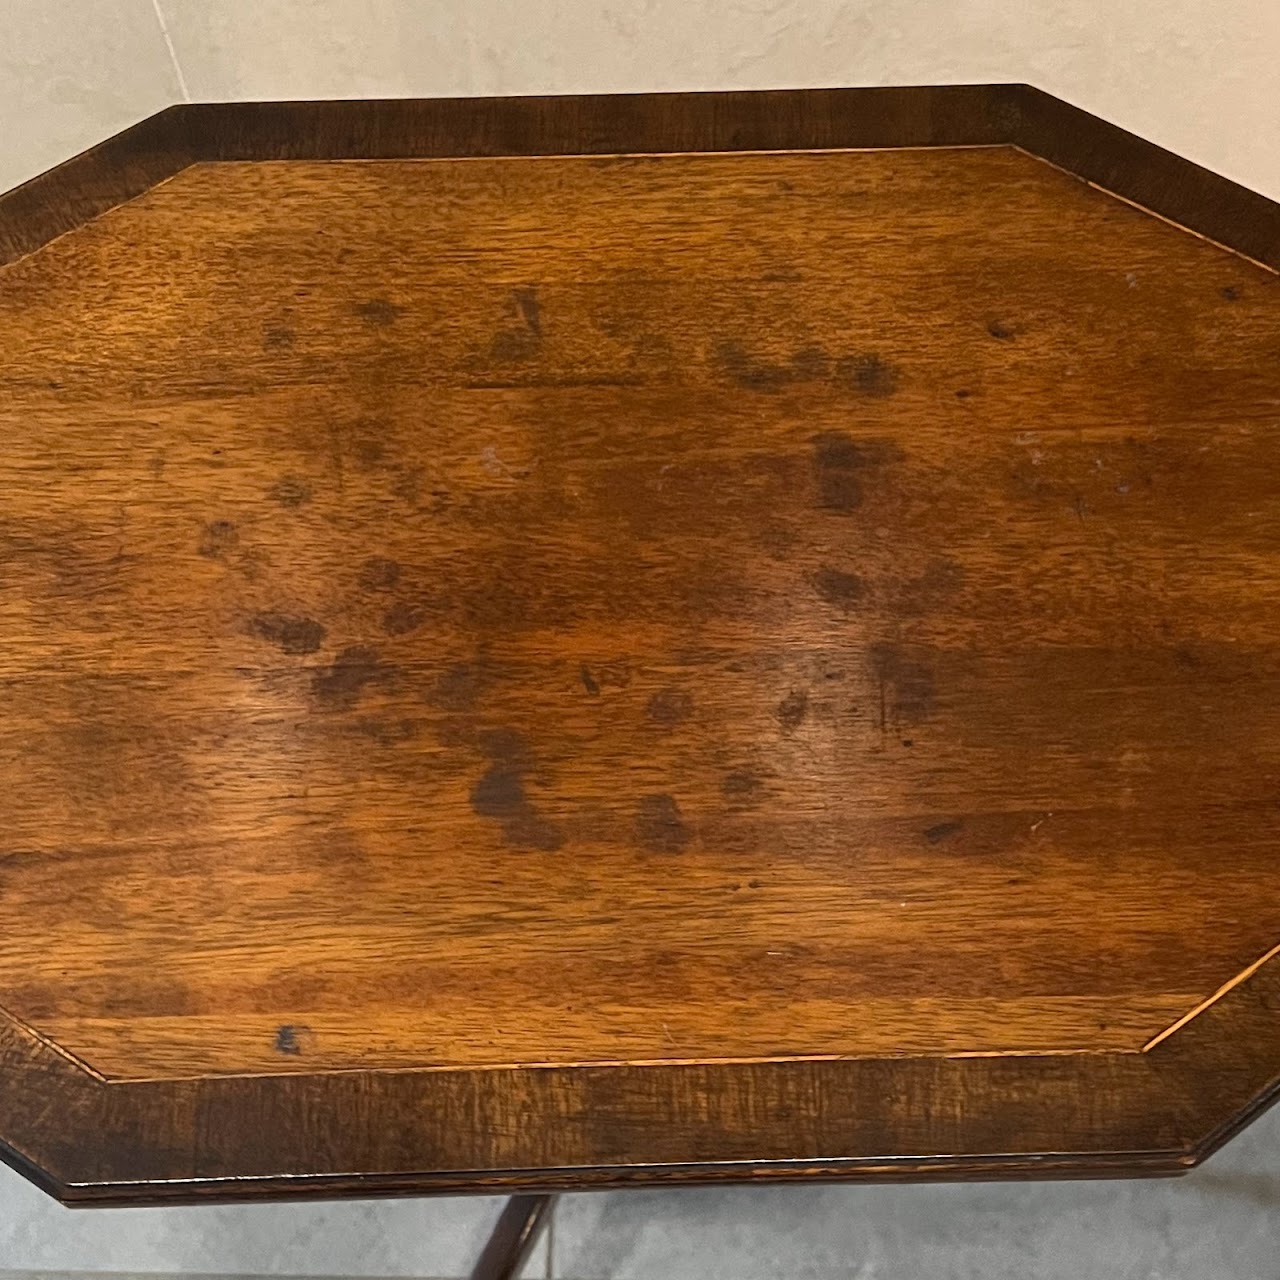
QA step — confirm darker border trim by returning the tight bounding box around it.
[2,85,1279,270]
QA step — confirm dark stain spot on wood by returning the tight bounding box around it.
[275,1024,310,1054]
[987,320,1016,340]
[790,346,830,379]
[383,601,426,635]
[490,328,541,362]
[811,432,874,513]
[355,439,386,469]
[647,687,694,727]
[313,645,384,710]
[748,877,763,889]
[925,820,964,843]
[813,565,865,611]
[713,341,836,392]
[393,465,425,505]
[762,267,803,282]
[428,662,483,713]
[955,388,972,399]
[870,643,936,727]
[471,758,524,817]
[714,339,795,392]
[777,689,809,733]
[198,520,238,558]
[721,770,764,806]
[635,793,689,853]
[354,297,404,327]
[484,286,546,363]
[758,523,798,558]
[359,556,401,590]
[249,613,326,656]
[355,716,422,747]
[513,286,542,336]
[470,728,564,851]
[579,660,631,693]
[836,353,899,397]
[716,342,898,398]
[269,475,312,507]
[1221,285,1241,302]
[263,325,295,350]
[899,558,965,613]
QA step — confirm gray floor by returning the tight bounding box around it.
[1,1101,1278,1278]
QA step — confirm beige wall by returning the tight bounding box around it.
[2,0,1279,200]
[0,0,181,193]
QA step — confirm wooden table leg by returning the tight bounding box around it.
[468,1193,558,1280]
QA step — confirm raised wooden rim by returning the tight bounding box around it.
[2,84,1279,1203]
[4,85,1279,272]
[3,949,1280,1202]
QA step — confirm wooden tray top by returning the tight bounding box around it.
[2,85,1280,1204]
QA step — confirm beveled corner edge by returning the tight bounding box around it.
[2,954,1279,1203]
[2,84,1278,273]
[0,972,1273,1207]
[1145,946,1280,1167]
[0,106,195,269]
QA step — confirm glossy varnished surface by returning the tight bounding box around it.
[1,145,1278,1085]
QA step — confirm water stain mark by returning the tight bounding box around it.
[393,466,425,505]
[777,689,809,733]
[359,557,401,590]
[313,645,385,710]
[269,475,312,508]
[355,439,387,470]
[810,432,901,514]
[490,328,541,362]
[428,662,485,713]
[924,820,964,844]
[514,286,542,336]
[469,728,564,851]
[275,1024,312,1055]
[870,643,936,729]
[715,340,901,398]
[489,287,545,363]
[263,325,295,350]
[987,320,1017,340]
[383,601,426,635]
[721,770,764,806]
[198,520,239,559]
[714,340,820,392]
[579,661,631,695]
[635,793,690,853]
[812,565,865,612]
[835,353,898,397]
[355,297,404,327]
[647,687,694,727]
[898,558,965,614]
[249,613,326,656]
[356,716,422,747]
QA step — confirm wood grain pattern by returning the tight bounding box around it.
[2,147,1277,1080]
[1,85,1280,1202]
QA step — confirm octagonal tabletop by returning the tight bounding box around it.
[2,86,1280,1205]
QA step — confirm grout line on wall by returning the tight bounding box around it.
[149,0,191,102]
[545,1197,556,1279]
